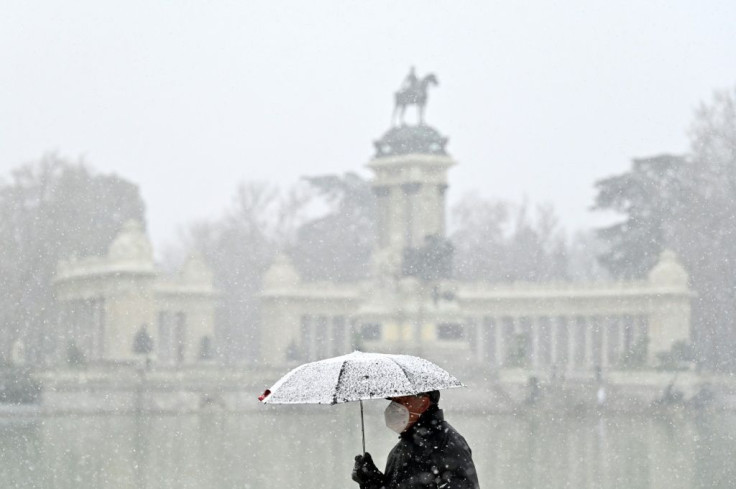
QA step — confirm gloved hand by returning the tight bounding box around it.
[351,452,385,488]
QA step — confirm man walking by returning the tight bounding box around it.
[352,390,480,489]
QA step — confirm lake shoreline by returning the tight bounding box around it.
[1,364,734,417]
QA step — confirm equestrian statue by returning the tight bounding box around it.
[392,67,439,126]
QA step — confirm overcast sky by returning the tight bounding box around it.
[2,1,735,252]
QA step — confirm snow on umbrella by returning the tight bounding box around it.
[258,350,464,452]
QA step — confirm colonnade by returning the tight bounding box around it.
[468,314,650,371]
[299,312,651,371]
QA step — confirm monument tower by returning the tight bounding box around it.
[368,68,455,276]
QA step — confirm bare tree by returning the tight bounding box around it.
[178,181,312,363]
[0,154,145,365]
[450,193,569,282]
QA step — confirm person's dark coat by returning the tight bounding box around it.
[381,405,480,489]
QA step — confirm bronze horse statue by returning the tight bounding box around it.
[393,73,438,126]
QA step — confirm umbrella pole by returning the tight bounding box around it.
[360,399,366,454]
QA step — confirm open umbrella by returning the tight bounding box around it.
[258,350,463,453]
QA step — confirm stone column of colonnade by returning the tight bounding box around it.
[549,317,558,370]
[584,318,594,370]
[530,320,538,368]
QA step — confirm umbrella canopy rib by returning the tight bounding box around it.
[388,357,417,395]
[332,359,349,405]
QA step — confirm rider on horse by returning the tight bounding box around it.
[401,66,419,93]
[393,67,438,125]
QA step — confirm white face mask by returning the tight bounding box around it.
[384,401,410,433]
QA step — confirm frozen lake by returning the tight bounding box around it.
[2,404,735,489]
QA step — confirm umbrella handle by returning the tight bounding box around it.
[360,399,366,454]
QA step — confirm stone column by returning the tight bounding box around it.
[555,316,568,371]
[531,317,540,369]
[496,317,506,367]
[591,317,604,371]
[372,186,391,249]
[606,316,622,368]
[466,316,479,361]
[332,316,347,356]
[584,317,594,370]
[600,316,609,369]
[401,182,421,248]
[549,317,558,369]
[483,316,498,367]
[436,184,449,237]
[617,317,626,365]
[638,315,650,362]
[567,317,576,372]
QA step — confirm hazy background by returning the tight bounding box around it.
[3,1,735,251]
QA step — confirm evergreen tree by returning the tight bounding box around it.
[594,87,736,369]
[593,154,685,278]
[292,172,376,282]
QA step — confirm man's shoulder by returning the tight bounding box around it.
[438,420,473,451]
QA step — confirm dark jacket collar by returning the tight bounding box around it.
[400,404,444,439]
